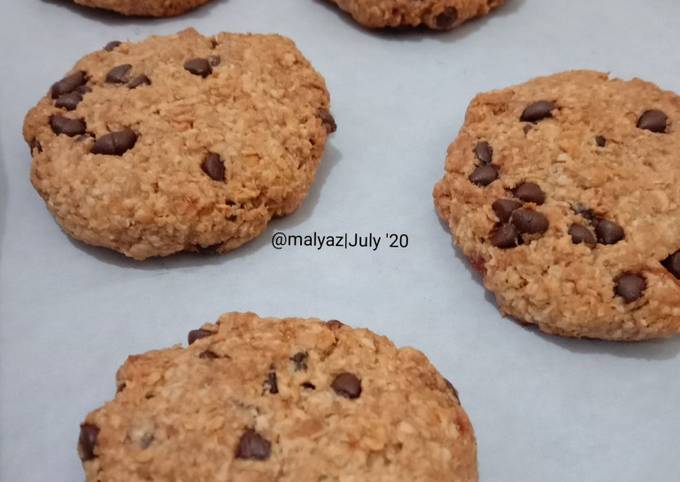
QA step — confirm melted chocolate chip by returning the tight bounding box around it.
[91,129,137,155]
[614,273,646,303]
[78,423,100,461]
[492,199,522,223]
[662,251,680,279]
[331,372,362,399]
[318,109,337,133]
[187,329,214,345]
[469,164,498,186]
[514,182,545,205]
[128,75,151,89]
[595,135,606,147]
[569,223,596,247]
[301,382,316,390]
[474,141,493,164]
[435,6,458,29]
[266,370,278,394]
[103,41,122,52]
[49,115,86,137]
[490,223,520,249]
[511,208,549,235]
[520,100,556,123]
[236,430,271,460]
[290,352,309,371]
[105,64,132,84]
[595,219,625,245]
[55,92,83,111]
[51,71,87,99]
[637,109,668,133]
[201,153,225,181]
[184,58,212,78]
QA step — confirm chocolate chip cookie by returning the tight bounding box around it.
[327,0,505,30]
[24,29,335,260]
[78,313,478,481]
[73,0,213,16]
[434,70,680,340]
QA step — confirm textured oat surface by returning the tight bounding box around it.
[328,0,505,30]
[79,312,477,482]
[24,29,333,260]
[434,70,680,340]
[73,0,213,17]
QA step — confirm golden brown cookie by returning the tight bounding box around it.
[73,0,213,17]
[78,313,478,481]
[434,70,680,341]
[24,29,335,260]
[327,0,505,30]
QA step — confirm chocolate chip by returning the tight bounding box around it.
[51,71,87,99]
[662,251,680,279]
[492,199,522,223]
[523,124,533,135]
[187,328,214,345]
[595,219,625,245]
[474,141,493,164]
[331,372,362,399]
[444,378,460,402]
[435,6,458,29]
[49,115,86,137]
[290,352,308,371]
[208,55,221,66]
[139,433,154,449]
[514,182,545,204]
[55,92,83,111]
[104,41,121,52]
[595,135,606,147]
[326,319,344,330]
[614,273,646,303]
[29,138,42,153]
[318,109,336,133]
[520,100,556,123]
[637,109,668,133]
[569,223,596,247]
[91,129,137,155]
[572,204,596,222]
[128,75,151,89]
[469,164,498,186]
[184,58,212,78]
[78,423,100,461]
[490,223,519,249]
[236,429,271,460]
[106,64,132,84]
[266,370,278,394]
[511,208,549,234]
[199,350,219,359]
[301,382,316,390]
[201,153,225,181]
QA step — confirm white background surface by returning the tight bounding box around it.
[2,0,680,481]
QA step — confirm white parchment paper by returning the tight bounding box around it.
[2,0,680,481]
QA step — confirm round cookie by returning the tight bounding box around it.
[434,70,680,341]
[78,312,478,481]
[327,0,505,30]
[73,0,213,17]
[24,29,335,260]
